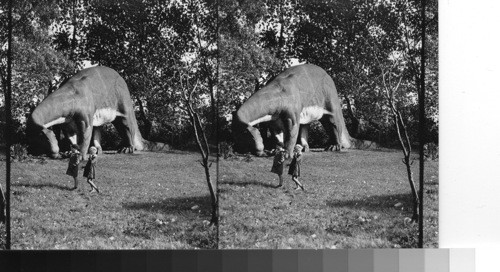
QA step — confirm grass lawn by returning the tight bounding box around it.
[1,151,216,249]
[0,149,6,249]
[219,148,438,249]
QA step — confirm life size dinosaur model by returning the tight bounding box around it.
[27,66,168,159]
[232,64,352,157]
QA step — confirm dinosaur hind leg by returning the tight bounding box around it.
[319,115,341,151]
[112,117,135,153]
[91,127,103,154]
[298,124,310,152]
[77,119,93,160]
[284,115,300,157]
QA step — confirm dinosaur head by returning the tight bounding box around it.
[26,116,60,158]
[232,112,265,156]
[233,126,265,156]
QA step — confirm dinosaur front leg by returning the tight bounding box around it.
[298,124,310,152]
[78,119,93,160]
[284,114,300,157]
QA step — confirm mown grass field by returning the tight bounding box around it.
[0,149,6,249]
[1,151,216,249]
[219,148,438,249]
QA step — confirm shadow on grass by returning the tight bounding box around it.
[308,147,409,154]
[122,195,217,249]
[0,223,5,249]
[122,195,212,217]
[309,148,350,153]
[219,179,276,188]
[13,182,74,191]
[326,193,416,213]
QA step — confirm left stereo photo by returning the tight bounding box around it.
[0,0,218,249]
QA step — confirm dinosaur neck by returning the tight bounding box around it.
[30,87,76,129]
[235,85,283,127]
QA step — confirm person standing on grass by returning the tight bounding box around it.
[271,144,287,188]
[288,144,304,191]
[83,146,100,193]
[66,144,81,190]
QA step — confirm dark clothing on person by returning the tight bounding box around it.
[288,153,302,177]
[271,150,286,175]
[83,155,97,179]
[66,153,80,177]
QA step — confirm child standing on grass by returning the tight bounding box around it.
[289,144,304,191]
[66,144,80,190]
[271,144,287,188]
[83,146,100,193]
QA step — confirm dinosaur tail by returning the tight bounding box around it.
[133,133,171,152]
[339,129,352,149]
[140,139,171,151]
[348,136,379,149]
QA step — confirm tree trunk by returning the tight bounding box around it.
[344,94,360,137]
[254,78,260,93]
[185,94,218,225]
[393,110,419,221]
[203,159,218,224]
[47,81,55,96]
[404,156,419,221]
[70,0,78,62]
[278,2,285,60]
[136,96,152,139]
[0,185,5,223]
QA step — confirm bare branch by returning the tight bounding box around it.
[392,110,408,156]
[394,74,404,92]
[187,104,207,159]
[193,110,210,157]
[398,110,412,154]
[188,80,200,103]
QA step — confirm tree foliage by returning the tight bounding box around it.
[1,0,76,140]
[71,0,217,146]
[218,0,283,122]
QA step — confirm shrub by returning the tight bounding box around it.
[308,121,329,148]
[424,142,439,161]
[99,124,121,150]
[10,143,29,162]
[220,141,234,159]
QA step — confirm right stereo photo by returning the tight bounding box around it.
[217,0,438,249]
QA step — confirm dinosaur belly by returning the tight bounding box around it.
[92,108,124,126]
[299,106,328,124]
